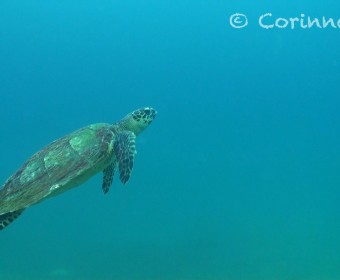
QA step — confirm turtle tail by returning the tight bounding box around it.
[0,209,25,230]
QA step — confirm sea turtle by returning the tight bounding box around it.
[0,107,157,230]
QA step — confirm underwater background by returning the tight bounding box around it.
[0,1,339,279]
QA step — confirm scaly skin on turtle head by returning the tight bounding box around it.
[115,107,157,135]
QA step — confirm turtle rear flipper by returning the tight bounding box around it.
[114,131,136,184]
[0,209,25,230]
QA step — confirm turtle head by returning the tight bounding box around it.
[116,107,157,135]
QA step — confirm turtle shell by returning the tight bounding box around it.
[0,123,114,214]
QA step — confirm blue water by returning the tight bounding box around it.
[1,1,340,279]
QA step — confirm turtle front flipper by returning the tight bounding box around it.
[102,162,116,194]
[0,209,25,230]
[114,131,136,184]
